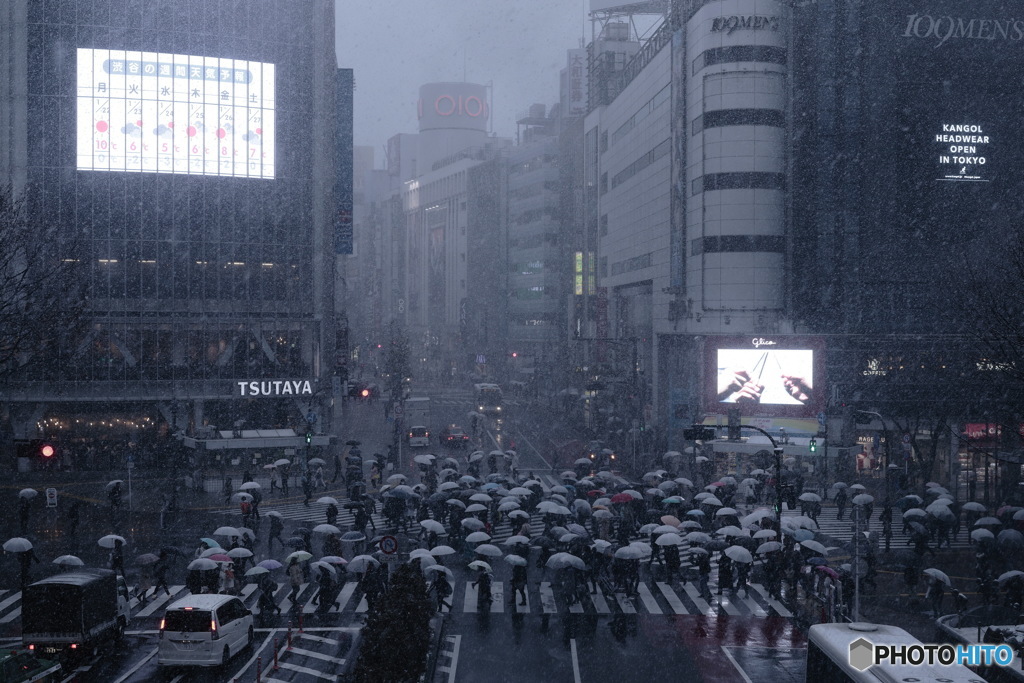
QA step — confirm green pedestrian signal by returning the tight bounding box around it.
[809,437,817,453]
[305,432,312,445]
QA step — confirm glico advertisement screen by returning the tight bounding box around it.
[706,337,825,417]
[76,49,275,178]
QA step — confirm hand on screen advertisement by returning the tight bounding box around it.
[717,369,764,403]
[781,375,813,403]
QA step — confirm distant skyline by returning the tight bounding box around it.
[335,0,587,162]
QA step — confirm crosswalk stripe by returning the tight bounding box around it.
[490,582,503,613]
[736,590,767,617]
[355,595,369,613]
[539,582,557,614]
[0,608,21,624]
[613,593,636,614]
[750,583,791,618]
[568,595,585,613]
[0,592,20,613]
[636,583,662,614]
[713,592,742,616]
[463,582,478,613]
[515,588,530,613]
[656,582,688,614]
[335,582,358,612]
[136,586,183,618]
[590,591,611,614]
[278,583,307,613]
[682,582,713,616]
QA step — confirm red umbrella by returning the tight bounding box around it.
[587,490,604,497]
[816,565,839,579]
[611,493,632,504]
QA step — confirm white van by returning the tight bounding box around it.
[408,425,430,448]
[158,594,254,668]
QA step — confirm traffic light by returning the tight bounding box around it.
[305,432,312,445]
[809,438,818,453]
[38,442,55,459]
[511,351,518,358]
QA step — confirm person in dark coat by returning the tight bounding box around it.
[510,563,528,605]
[472,568,493,604]
[717,554,734,595]
[664,545,681,583]
[66,501,81,537]
[834,487,848,521]
[110,539,126,580]
[734,558,750,596]
[326,502,339,527]
[258,574,281,616]
[432,573,453,612]
[268,514,285,551]
[154,551,172,596]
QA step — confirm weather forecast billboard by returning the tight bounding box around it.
[706,336,825,417]
[76,49,275,178]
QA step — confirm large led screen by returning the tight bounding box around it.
[76,49,275,178]
[715,349,814,406]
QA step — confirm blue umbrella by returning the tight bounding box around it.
[793,529,815,542]
[806,556,828,566]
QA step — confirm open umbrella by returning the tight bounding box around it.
[798,493,822,503]
[466,531,492,543]
[998,570,1024,585]
[465,504,488,514]
[413,454,436,465]
[245,566,269,577]
[313,524,341,535]
[753,529,777,540]
[468,560,493,573]
[105,480,124,491]
[239,481,261,491]
[18,489,38,500]
[547,552,586,570]
[207,553,232,563]
[311,561,337,578]
[849,484,866,491]
[475,544,502,558]
[308,457,327,467]
[430,545,456,557]
[461,518,485,532]
[321,556,348,565]
[610,493,632,504]
[98,534,126,549]
[852,494,874,505]
[971,528,995,543]
[200,547,224,559]
[53,555,84,567]
[257,559,284,571]
[347,555,380,574]
[213,526,241,538]
[231,492,253,504]
[715,507,738,518]
[286,550,313,563]
[997,529,1024,549]
[756,541,783,554]
[227,548,253,559]
[423,564,454,579]
[420,520,446,534]
[655,533,682,546]
[187,558,218,571]
[962,502,986,513]
[614,546,644,560]
[975,517,1002,527]
[3,537,33,553]
[274,458,291,467]
[684,531,711,545]
[342,531,366,542]
[800,539,828,555]
[923,568,952,587]
[903,509,927,520]
[316,497,339,506]
[504,555,528,567]
[725,546,753,564]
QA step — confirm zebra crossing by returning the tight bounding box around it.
[0,576,790,629]
[779,507,974,550]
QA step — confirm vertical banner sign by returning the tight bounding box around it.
[335,69,354,254]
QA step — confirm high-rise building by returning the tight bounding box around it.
[0,0,343,465]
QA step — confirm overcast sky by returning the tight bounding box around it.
[335,0,588,161]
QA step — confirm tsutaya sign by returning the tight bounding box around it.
[237,380,314,397]
[902,14,1024,47]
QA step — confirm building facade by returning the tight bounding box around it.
[0,0,342,466]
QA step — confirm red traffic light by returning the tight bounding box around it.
[511,352,518,358]
[39,443,55,458]
[361,388,370,397]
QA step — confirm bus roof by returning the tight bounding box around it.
[808,623,986,683]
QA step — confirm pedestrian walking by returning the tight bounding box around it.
[331,452,342,484]
[280,465,290,496]
[326,502,339,527]
[926,575,945,618]
[834,487,847,521]
[258,574,281,616]
[136,563,154,604]
[734,560,750,596]
[270,467,279,494]
[472,568,493,604]
[154,551,171,596]
[696,552,712,599]
[717,555,734,595]
[664,545,681,583]
[250,487,262,522]
[302,474,313,508]
[110,539,127,580]
[287,557,303,603]
[432,573,453,611]
[313,465,326,491]
[222,477,233,505]
[268,514,285,551]
[510,563,528,605]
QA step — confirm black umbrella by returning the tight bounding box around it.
[908,521,928,537]
[346,440,362,446]
[285,536,306,548]
[532,537,557,549]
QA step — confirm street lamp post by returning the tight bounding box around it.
[690,423,784,517]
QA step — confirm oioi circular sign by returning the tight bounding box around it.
[380,535,399,555]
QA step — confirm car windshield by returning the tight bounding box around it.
[164,610,212,632]
[448,427,463,435]
[411,427,427,436]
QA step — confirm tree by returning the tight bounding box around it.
[383,320,411,400]
[350,564,434,683]
[0,187,86,380]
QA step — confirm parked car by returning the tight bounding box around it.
[440,425,470,448]
[158,594,253,669]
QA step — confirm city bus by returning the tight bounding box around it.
[473,383,502,414]
[806,622,987,683]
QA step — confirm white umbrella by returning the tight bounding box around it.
[474,544,502,558]
[923,568,951,586]
[998,570,1024,585]
[715,507,738,517]
[52,554,84,567]
[717,526,746,537]
[347,555,380,573]
[317,497,339,506]
[724,546,753,564]
[213,526,241,537]
[313,524,341,535]
[465,504,488,513]
[504,535,531,546]
[227,547,253,559]
[420,520,446,534]
[98,534,126,549]
[286,550,313,563]
[702,496,723,507]
[546,552,586,570]
[800,539,828,556]
[200,547,224,559]
[18,489,38,500]
[239,481,261,491]
[756,541,783,554]
[424,564,454,578]
[387,474,408,485]
[468,560,492,573]
[105,480,124,491]
[188,558,219,571]
[413,454,436,465]
[971,528,995,542]
[655,533,682,546]
[311,561,337,578]
[410,548,434,561]
[231,492,253,503]
[753,529,777,540]
[614,546,644,560]
[504,555,528,567]
[798,493,822,503]
[438,482,459,492]
[498,500,521,512]
[852,494,874,505]
[849,484,866,491]
[962,502,986,513]
[430,545,456,557]
[975,517,1002,527]
[274,458,291,467]
[245,566,270,577]
[465,531,492,543]
[684,531,711,544]
[461,517,484,531]
[3,538,33,552]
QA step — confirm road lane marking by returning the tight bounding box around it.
[750,583,792,617]
[682,583,714,616]
[230,630,276,682]
[613,593,636,614]
[464,582,478,612]
[491,581,504,612]
[276,661,336,679]
[737,591,767,617]
[656,582,688,614]
[447,635,461,683]
[136,586,183,618]
[714,593,741,616]
[720,646,754,683]
[284,645,346,665]
[298,632,339,645]
[636,583,662,614]
[571,638,582,683]
[539,582,557,613]
[111,645,157,683]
